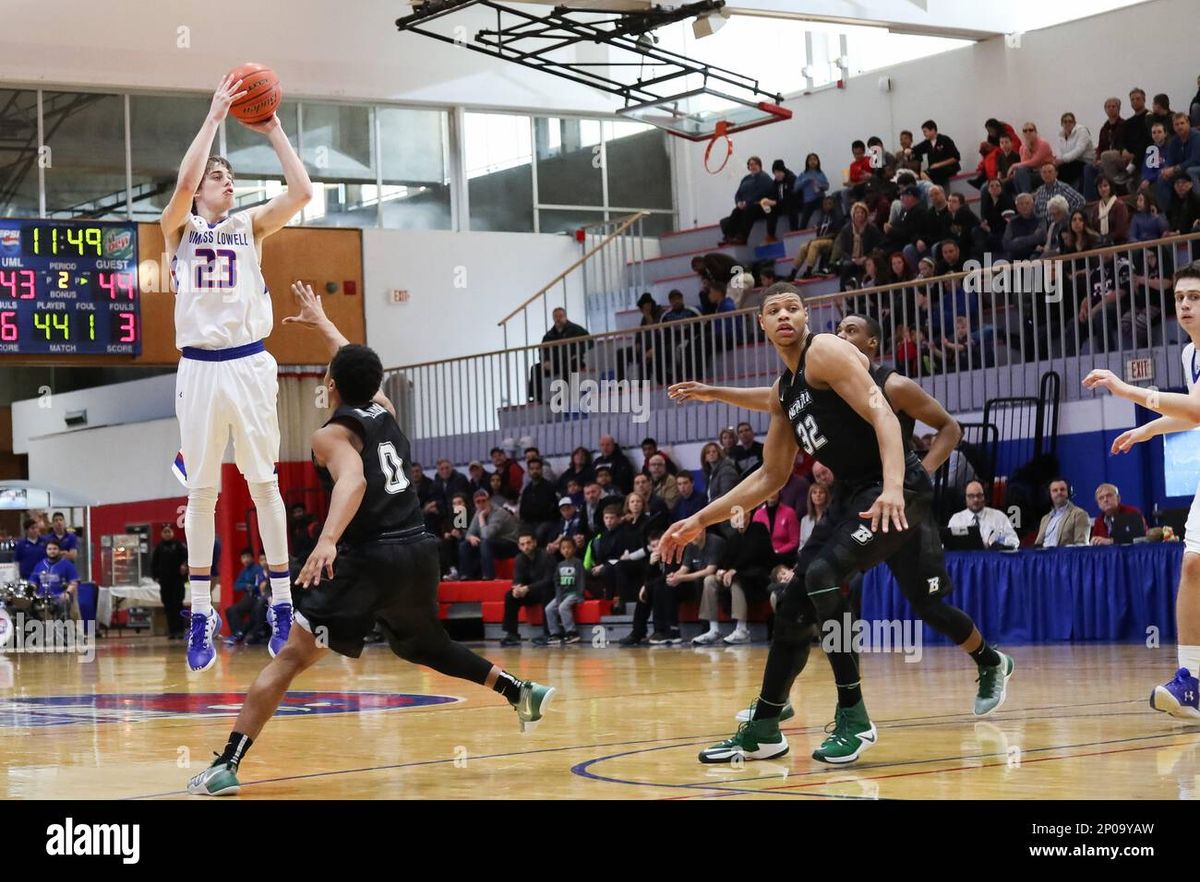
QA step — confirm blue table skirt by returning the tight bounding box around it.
[861,544,1184,645]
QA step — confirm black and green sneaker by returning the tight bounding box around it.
[186,757,241,796]
[974,651,1014,716]
[511,680,556,734]
[734,699,796,723]
[811,700,877,765]
[698,718,789,764]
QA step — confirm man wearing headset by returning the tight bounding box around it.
[1033,477,1092,547]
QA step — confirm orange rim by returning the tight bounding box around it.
[704,121,733,174]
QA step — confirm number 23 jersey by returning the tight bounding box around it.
[313,402,425,545]
[778,334,897,486]
[172,212,271,350]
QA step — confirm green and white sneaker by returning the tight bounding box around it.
[734,699,796,723]
[812,700,877,764]
[512,680,556,734]
[974,651,1014,717]
[186,758,241,796]
[698,718,789,764]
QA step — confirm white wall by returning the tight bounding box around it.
[362,228,588,366]
[10,373,176,455]
[25,418,184,505]
[676,0,1194,228]
[1,0,619,113]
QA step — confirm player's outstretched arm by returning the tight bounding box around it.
[885,374,961,475]
[659,384,796,561]
[161,74,247,244]
[283,281,397,417]
[299,425,366,587]
[810,336,907,532]
[246,117,314,239]
[1111,416,1198,454]
[668,381,775,412]
[1084,369,1200,424]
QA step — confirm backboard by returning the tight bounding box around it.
[617,88,791,142]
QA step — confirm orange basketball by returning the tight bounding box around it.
[227,63,281,124]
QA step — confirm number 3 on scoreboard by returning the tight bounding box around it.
[377,442,411,495]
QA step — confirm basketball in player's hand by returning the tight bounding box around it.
[227,63,281,124]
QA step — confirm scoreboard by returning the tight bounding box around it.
[0,219,141,356]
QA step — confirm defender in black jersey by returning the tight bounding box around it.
[187,283,555,796]
[663,284,1012,766]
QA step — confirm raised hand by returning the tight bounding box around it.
[282,280,328,328]
[208,74,247,123]
[668,381,717,403]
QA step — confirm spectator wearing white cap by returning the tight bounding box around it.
[545,496,588,556]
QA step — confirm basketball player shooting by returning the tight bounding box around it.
[1084,263,1200,721]
[161,73,313,673]
[187,282,555,796]
[661,283,1011,765]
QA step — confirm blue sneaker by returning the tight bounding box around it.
[268,603,293,658]
[1151,667,1200,720]
[187,610,221,672]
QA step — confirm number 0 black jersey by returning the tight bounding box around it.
[778,334,919,486]
[313,402,424,545]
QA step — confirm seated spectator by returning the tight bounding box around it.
[224,548,266,643]
[753,491,800,563]
[545,497,587,559]
[701,440,741,503]
[466,460,489,496]
[719,155,774,245]
[884,186,938,269]
[1139,121,1170,197]
[581,481,607,533]
[844,139,875,209]
[947,481,1019,548]
[1121,247,1173,348]
[541,535,585,646]
[1166,175,1200,235]
[13,517,47,580]
[658,288,701,385]
[584,503,642,606]
[894,128,924,176]
[499,532,556,647]
[763,159,798,243]
[979,177,1016,253]
[935,238,966,276]
[646,452,679,512]
[410,461,441,534]
[518,457,559,541]
[1054,112,1094,191]
[661,527,723,645]
[527,307,591,402]
[695,516,775,645]
[791,194,842,279]
[1086,96,1130,199]
[620,530,680,646]
[1090,483,1147,545]
[795,152,830,228]
[973,130,1021,191]
[947,192,984,260]
[1033,478,1092,547]
[912,119,961,186]
[1002,193,1047,261]
[432,458,471,522]
[927,185,954,242]
[799,480,831,545]
[46,512,78,561]
[867,135,897,185]
[889,251,914,285]
[1156,111,1200,209]
[672,472,705,523]
[1011,122,1055,193]
[756,263,781,287]
[1088,175,1130,245]
[631,472,671,532]
[489,445,525,496]
[1062,208,1103,258]
[593,433,635,494]
[1123,88,1153,189]
[831,200,883,287]
[931,314,985,374]
[1033,162,1085,221]
[640,437,677,477]
[1148,92,1175,135]
[1130,191,1169,243]
[593,465,623,502]
[622,490,655,548]
[440,492,473,578]
[30,537,81,619]
[1039,195,1073,258]
[731,421,764,475]
[556,446,595,496]
[488,471,517,513]
[718,426,738,460]
[618,291,663,384]
[459,489,520,581]
[522,445,555,487]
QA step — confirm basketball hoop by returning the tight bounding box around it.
[704,121,733,175]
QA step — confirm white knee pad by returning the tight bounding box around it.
[185,487,218,569]
[248,478,289,566]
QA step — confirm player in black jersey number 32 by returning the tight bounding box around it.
[188,282,555,796]
[662,284,1012,765]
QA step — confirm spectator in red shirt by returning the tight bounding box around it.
[1089,483,1147,545]
[1011,122,1055,194]
[844,139,874,211]
[490,446,525,497]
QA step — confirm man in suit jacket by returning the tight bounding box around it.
[1033,478,1092,547]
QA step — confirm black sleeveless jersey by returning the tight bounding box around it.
[313,402,424,545]
[870,364,916,455]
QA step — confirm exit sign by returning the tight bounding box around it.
[391,289,410,304]
[1125,357,1154,383]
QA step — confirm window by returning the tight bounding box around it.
[535,117,603,207]
[224,101,302,221]
[42,91,126,219]
[378,106,451,230]
[0,89,41,218]
[466,112,533,232]
[300,102,376,227]
[128,94,212,221]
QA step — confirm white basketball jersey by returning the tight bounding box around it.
[173,212,272,349]
[1185,342,1199,394]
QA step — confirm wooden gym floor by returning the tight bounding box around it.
[0,639,1196,799]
